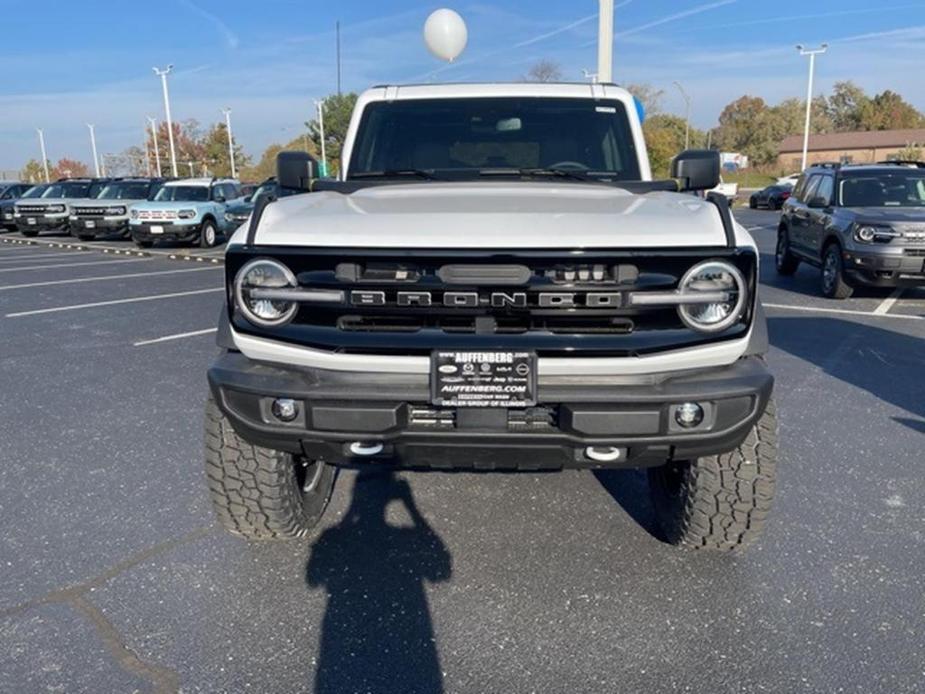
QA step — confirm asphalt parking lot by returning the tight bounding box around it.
[0,213,923,693]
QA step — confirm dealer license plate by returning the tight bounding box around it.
[84,220,96,229]
[27,218,36,225]
[431,351,536,408]
[150,225,164,234]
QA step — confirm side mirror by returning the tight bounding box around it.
[808,196,829,209]
[213,194,226,203]
[670,150,721,191]
[277,151,319,191]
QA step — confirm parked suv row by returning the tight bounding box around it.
[13,178,110,236]
[69,178,167,241]
[777,162,925,298]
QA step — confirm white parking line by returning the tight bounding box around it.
[134,328,218,347]
[764,302,923,321]
[873,288,904,315]
[0,258,152,274]
[0,266,222,291]
[5,287,224,318]
[0,251,94,263]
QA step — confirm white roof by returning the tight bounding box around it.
[163,178,236,187]
[365,82,633,101]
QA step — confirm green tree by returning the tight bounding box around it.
[643,114,706,177]
[239,135,317,182]
[307,92,358,176]
[200,122,251,178]
[895,143,922,161]
[20,159,48,183]
[859,90,925,131]
[827,81,869,132]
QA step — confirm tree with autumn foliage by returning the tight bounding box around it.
[240,135,317,183]
[20,159,48,183]
[50,158,90,179]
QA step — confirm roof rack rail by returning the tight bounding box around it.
[876,160,925,168]
[809,162,841,170]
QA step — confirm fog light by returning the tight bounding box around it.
[272,398,299,422]
[674,402,704,429]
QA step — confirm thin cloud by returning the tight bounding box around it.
[668,4,925,34]
[178,0,240,49]
[512,1,633,49]
[580,0,737,46]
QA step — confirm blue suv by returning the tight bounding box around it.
[129,178,241,248]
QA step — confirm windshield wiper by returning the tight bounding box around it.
[478,167,591,182]
[351,169,441,181]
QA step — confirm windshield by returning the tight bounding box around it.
[21,185,49,198]
[97,182,151,200]
[42,181,95,198]
[154,185,209,202]
[840,171,925,207]
[349,97,642,181]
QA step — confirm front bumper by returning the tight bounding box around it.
[208,351,774,471]
[844,247,925,287]
[130,221,201,242]
[1,210,16,229]
[70,217,129,237]
[15,215,69,233]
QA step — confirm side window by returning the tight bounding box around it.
[799,175,821,203]
[815,176,835,206]
[792,175,807,201]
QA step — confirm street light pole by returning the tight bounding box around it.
[87,124,101,177]
[673,81,692,150]
[797,44,828,171]
[597,0,614,83]
[153,65,179,177]
[36,128,50,182]
[314,99,327,177]
[146,117,162,177]
[221,108,237,179]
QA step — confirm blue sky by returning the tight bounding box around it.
[1,0,924,171]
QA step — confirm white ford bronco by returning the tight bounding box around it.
[205,83,778,552]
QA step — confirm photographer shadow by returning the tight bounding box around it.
[306,470,451,694]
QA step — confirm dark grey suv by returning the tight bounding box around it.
[777,162,925,298]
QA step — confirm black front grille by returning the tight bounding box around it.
[904,248,925,257]
[227,247,757,357]
[16,205,48,214]
[75,207,109,217]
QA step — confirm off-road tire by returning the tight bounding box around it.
[775,229,800,276]
[135,239,153,249]
[822,243,853,299]
[204,394,337,540]
[21,230,38,237]
[648,398,779,552]
[76,234,95,242]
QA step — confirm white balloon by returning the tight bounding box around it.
[423,9,468,63]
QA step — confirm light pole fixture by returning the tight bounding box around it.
[314,99,328,177]
[153,65,179,177]
[146,117,162,177]
[87,124,101,177]
[36,128,50,182]
[797,44,828,172]
[222,108,237,179]
[597,0,614,84]
[673,81,692,150]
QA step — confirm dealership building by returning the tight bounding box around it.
[777,128,925,170]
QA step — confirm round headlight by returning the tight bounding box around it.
[234,259,299,327]
[677,260,747,333]
[108,206,126,216]
[855,226,877,243]
[178,209,197,219]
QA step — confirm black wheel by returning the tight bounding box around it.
[135,239,153,249]
[775,229,800,276]
[204,394,337,540]
[648,398,779,552]
[20,230,38,237]
[822,244,853,299]
[76,234,94,242]
[770,198,780,210]
[200,220,218,248]
[749,197,757,209]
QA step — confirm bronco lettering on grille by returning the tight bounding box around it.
[349,291,623,308]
